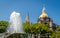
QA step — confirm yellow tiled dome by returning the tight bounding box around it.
[39,7,48,18]
[40,12,48,18]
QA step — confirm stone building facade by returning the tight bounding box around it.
[37,7,56,31]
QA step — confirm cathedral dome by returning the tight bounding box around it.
[39,7,48,18]
[40,12,48,18]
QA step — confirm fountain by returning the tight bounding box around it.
[7,11,24,34]
[0,11,27,38]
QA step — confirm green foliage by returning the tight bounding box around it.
[41,24,49,34]
[56,26,60,31]
[50,31,56,38]
[0,20,9,33]
[23,23,31,33]
[23,23,49,34]
[50,31,60,38]
[32,23,41,33]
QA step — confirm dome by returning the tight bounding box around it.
[39,7,48,18]
[40,12,48,18]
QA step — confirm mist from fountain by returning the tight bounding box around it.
[7,11,24,34]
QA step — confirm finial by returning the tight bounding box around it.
[42,4,46,13]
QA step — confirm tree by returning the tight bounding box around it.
[23,23,50,38]
[23,23,41,33]
[0,20,9,33]
[41,24,49,34]
[23,23,31,33]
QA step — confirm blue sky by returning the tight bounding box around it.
[0,0,60,25]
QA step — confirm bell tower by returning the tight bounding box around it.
[26,13,30,24]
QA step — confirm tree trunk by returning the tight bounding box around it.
[31,34,34,38]
[38,33,40,38]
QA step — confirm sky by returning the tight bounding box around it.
[0,0,60,25]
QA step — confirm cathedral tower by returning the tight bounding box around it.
[37,7,53,30]
[26,13,30,24]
